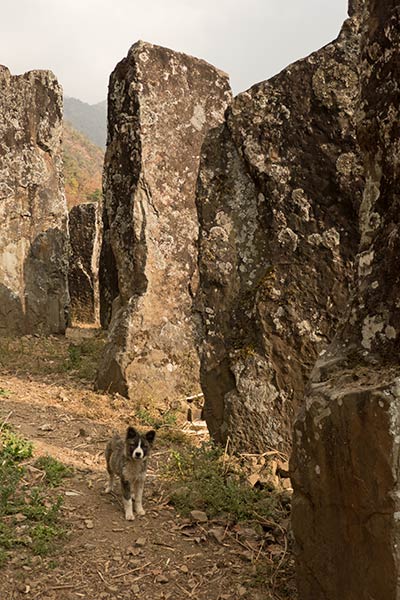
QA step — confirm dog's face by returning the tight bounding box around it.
[125,427,156,461]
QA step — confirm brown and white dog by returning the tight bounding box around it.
[104,426,156,520]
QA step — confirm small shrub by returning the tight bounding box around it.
[164,443,277,522]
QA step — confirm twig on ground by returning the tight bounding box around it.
[222,435,231,473]
[0,410,13,432]
[254,538,266,563]
[175,582,192,597]
[111,561,151,579]
[271,530,288,592]
[50,584,76,590]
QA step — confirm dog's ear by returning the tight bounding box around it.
[145,430,156,444]
[126,426,137,440]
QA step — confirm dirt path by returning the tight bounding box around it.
[0,339,295,600]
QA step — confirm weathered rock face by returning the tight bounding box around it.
[195,12,363,453]
[68,202,101,325]
[291,1,400,597]
[96,41,231,401]
[0,67,69,335]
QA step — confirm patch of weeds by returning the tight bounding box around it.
[22,489,63,523]
[135,407,178,430]
[0,460,25,510]
[65,344,82,369]
[157,428,191,445]
[1,426,33,462]
[0,427,66,564]
[30,523,65,556]
[0,547,7,567]
[63,337,106,380]
[0,388,10,397]
[34,456,73,487]
[163,443,278,522]
[0,334,106,383]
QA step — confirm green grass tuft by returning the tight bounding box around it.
[34,456,73,487]
[1,427,33,462]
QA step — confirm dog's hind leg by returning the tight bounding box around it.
[121,479,135,520]
[104,471,114,493]
[104,445,114,493]
[133,477,146,516]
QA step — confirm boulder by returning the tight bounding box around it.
[195,10,363,452]
[96,41,231,401]
[291,1,400,597]
[68,202,101,325]
[0,67,69,335]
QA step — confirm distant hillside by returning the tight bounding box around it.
[64,96,107,148]
[63,121,104,209]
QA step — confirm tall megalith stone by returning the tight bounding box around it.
[195,10,363,453]
[0,67,69,334]
[68,202,101,325]
[291,1,400,597]
[96,41,231,401]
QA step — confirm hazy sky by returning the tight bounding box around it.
[1,0,348,104]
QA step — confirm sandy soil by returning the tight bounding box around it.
[0,336,296,600]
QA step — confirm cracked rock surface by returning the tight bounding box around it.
[195,9,363,453]
[0,67,69,334]
[291,1,400,597]
[97,41,231,402]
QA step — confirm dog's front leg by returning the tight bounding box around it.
[133,477,146,516]
[121,479,135,520]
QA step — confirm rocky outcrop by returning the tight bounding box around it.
[68,202,101,325]
[0,67,69,335]
[195,11,363,453]
[96,41,231,401]
[291,1,400,597]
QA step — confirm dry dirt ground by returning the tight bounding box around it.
[0,333,296,600]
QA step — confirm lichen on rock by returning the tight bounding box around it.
[96,41,231,402]
[0,67,69,334]
[195,7,364,453]
[291,1,400,596]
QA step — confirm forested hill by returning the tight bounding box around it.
[63,121,103,208]
[64,96,107,148]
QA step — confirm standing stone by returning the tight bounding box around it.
[0,67,69,335]
[96,41,231,400]
[195,9,363,453]
[68,202,101,325]
[291,1,400,597]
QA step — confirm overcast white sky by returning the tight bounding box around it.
[1,0,348,104]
